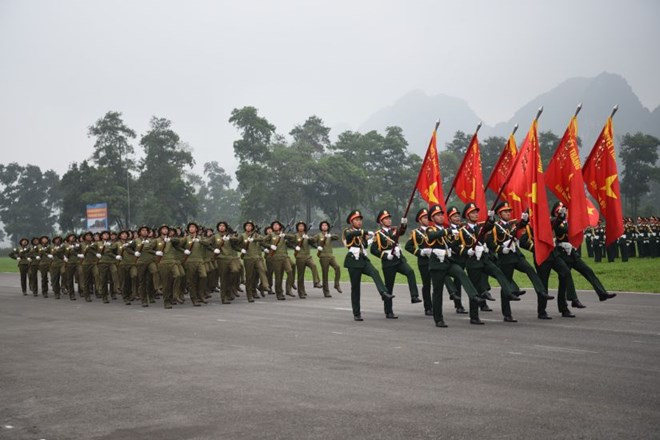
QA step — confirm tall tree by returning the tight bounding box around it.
[480,136,506,184]
[58,161,96,231]
[619,132,660,217]
[199,161,241,227]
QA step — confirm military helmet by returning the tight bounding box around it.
[271,220,284,230]
[319,220,330,230]
[295,220,307,231]
[216,221,229,231]
[462,202,479,219]
[19,237,29,246]
[243,220,255,230]
[186,222,198,232]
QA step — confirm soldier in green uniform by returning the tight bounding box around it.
[204,227,218,297]
[79,232,98,302]
[262,225,275,294]
[264,220,296,300]
[343,210,393,321]
[154,225,184,309]
[117,230,137,305]
[445,206,471,314]
[490,202,553,320]
[405,209,433,316]
[292,220,322,298]
[9,238,31,295]
[213,221,243,303]
[180,222,213,306]
[46,235,66,299]
[129,226,161,307]
[27,237,40,296]
[36,235,52,297]
[370,209,421,319]
[93,230,121,303]
[240,220,270,302]
[314,220,342,297]
[62,233,81,300]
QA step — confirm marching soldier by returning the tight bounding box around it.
[62,233,82,300]
[370,209,422,319]
[262,225,275,294]
[445,206,471,314]
[94,230,121,303]
[343,210,393,321]
[292,220,322,298]
[117,230,138,305]
[46,235,67,299]
[314,220,342,297]
[37,235,52,297]
[154,225,184,309]
[264,220,295,300]
[9,238,31,295]
[593,222,605,262]
[129,226,161,307]
[79,232,98,302]
[404,208,433,316]
[27,237,40,296]
[179,222,212,306]
[213,221,243,303]
[240,221,270,301]
[584,226,594,258]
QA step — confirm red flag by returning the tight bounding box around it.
[545,116,589,248]
[505,120,554,265]
[586,198,599,227]
[486,133,518,194]
[415,128,446,212]
[452,133,487,221]
[582,117,624,245]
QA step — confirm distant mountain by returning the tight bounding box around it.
[357,72,657,159]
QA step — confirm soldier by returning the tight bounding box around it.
[27,237,40,296]
[490,202,554,320]
[240,221,270,302]
[593,222,605,262]
[292,220,322,298]
[79,231,98,302]
[552,202,616,306]
[117,230,138,305]
[93,230,121,303]
[154,225,184,309]
[458,203,521,323]
[264,220,295,300]
[444,206,471,314]
[404,208,433,316]
[262,225,275,294]
[62,233,82,300]
[179,222,213,306]
[46,235,67,299]
[213,221,243,303]
[314,220,342,297]
[370,209,422,319]
[584,226,594,258]
[9,238,30,295]
[129,226,161,307]
[343,210,393,321]
[37,235,52,297]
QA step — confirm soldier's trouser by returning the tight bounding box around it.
[295,256,320,296]
[565,255,609,299]
[594,245,603,262]
[271,257,294,297]
[49,264,64,296]
[382,260,419,305]
[320,256,341,296]
[499,255,547,314]
[218,258,241,300]
[536,256,571,313]
[347,262,387,317]
[244,257,269,297]
[18,264,29,293]
[97,262,119,299]
[468,259,516,318]
[158,262,182,306]
[81,264,96,300]
[265,257,274,290]
[39,263,51,295]
[29,264,39,294]
[137,262,159,304]
[184,260,207,302]
[119,264,137,302]
[446,264,479,319]
[430,267,448,323]
[606,243,617,262]
[64,264,81,298]
[619,240,628,262]
[174,263,185,300]
[416,261,432,311]
[586,241,594,258]
[239,259,246,285]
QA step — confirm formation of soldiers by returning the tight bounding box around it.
[9,203,620,327]
[584,217,660,262]
[8,220,342,308]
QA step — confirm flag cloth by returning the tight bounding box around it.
[582,117,624,245]
[452,133,487,221]
[505,120,554,265]
[586,198,600,227]
[486,133,518,194]
[415,128,446,213]
[545,116,589,248]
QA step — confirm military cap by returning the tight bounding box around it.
[52,235,63,243]
[186,222,198,232]
[295,220,307,231]
[216,221,229,230]
[118,230,130,238]
[446,206,460,219]
[158,224,170,234]
[243,220,255,230]
[429,204,444,218]
[19,237,29,246]
[495,201,512,214]
[82,231,93,240]
[39,235,50,242]
[462,202,479,219]
[346,210,363,224]
[65,233,77,240]
[319,220,331,229]
[100,230,110,237]
[138,225,151,233]
[415,208,429,222]
[271,220,284,229]
[376,209,392,224]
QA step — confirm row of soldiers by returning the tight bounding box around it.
[342,201,616,327]
[585,217,660,262]
[9,220,343,308]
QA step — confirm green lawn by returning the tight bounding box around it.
[1,249,658,293]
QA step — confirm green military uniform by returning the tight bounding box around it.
[404,209,433,315]
[240,221,270,302]
[180,222,212,306]
[129,228,161,307]
[36,237,52,297]
[154,226,184,309]
[79,233,99,302]
[264,221,295,300]
[27,238,40,296]
[314,221,342,297]
[212,222,243,303]
[46,237,66,299]
[93,232,121,303]
[9,238,31,295]
[117,232,138,304]
[292,221,321,298]
[62,234,82,300]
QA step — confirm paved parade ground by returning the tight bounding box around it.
[1,273,659,440]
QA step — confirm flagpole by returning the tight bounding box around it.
[575,103,582,117]
[489,106,543,211]
[484,123,519,192]
[444,121,482,205]
[610,105,618,118]
[402,120,441,219]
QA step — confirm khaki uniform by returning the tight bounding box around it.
[313,232,341,297]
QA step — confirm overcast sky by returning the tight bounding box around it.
[1,0,659,178]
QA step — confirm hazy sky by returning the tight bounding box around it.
[1,0,659,178]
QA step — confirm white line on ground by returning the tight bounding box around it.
[533,345,599,354]
[508,352,523,355]
[331,331,343,335]
[333,307,353,311]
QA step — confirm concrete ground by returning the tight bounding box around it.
[0,272,659,440]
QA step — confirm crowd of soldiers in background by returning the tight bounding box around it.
[585,217,660,262]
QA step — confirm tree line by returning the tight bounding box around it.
[1,108,658,246]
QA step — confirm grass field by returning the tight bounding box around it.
[1,249,658,293]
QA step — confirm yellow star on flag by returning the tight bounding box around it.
[600,174,618,199]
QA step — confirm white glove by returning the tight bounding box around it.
[367,231,375,238]
[193,238,200,242]
[155,251,163,257]
[264,249,269,254]
[164,237,170,242]
[16,257,21,261]
[317,246,324,252]
[393,247,401,258]
[483,246,489,254]
[279,233,286,238]
[134,251,141,257]
[122,243,130,248]
[452,229,460,238]
[521,212,529,221]
[270,245,277,251]
[295,246,301,251]
[385,251,394,260]
[74,243,80,248]
[77,254,84,259]
[95,253,102,259]
[487,210,495,221]
[447,248,452,258]
[475,245,484,260]
[559,207,567,216]
[143,239,150,244]
[105,241,111,246]
[560,242,573,254]
[432,248,446,262]
[63,257,68,262]
[302,234,309,239]
[467,248,475,257]
[222,236,230,241]
[350,247,361,260]
[367,238,374,246]
[241,249,247,254]
[420,248,432,257]
[622,234,627,239]
[502,246,510,254]
[27,257,32,262]
[401,218,408,225]
[47,254,53,259]
[213,248,221,255]
[184,249,191,255]
[248,237,254,242]
[325,233,331,238]
[36,256,41,260]
[115,255,122,261]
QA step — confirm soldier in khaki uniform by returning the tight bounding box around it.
[62,233,81,300]
[262,225,275,294]
[240,221,270,302]
[9,238,31,295]
[314,220,342,297]
[46,236,66,299]
[128,226,161,307]
[117,230,137,305]
[180,222,213,306]
[264,220,296,300]
[79,231,98,302]
[154,225,184,309]
[213,221,243,303]
[36,235,52,297]
[292,220,321,298]
[27,237,40,296]
[93,230,121,303]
